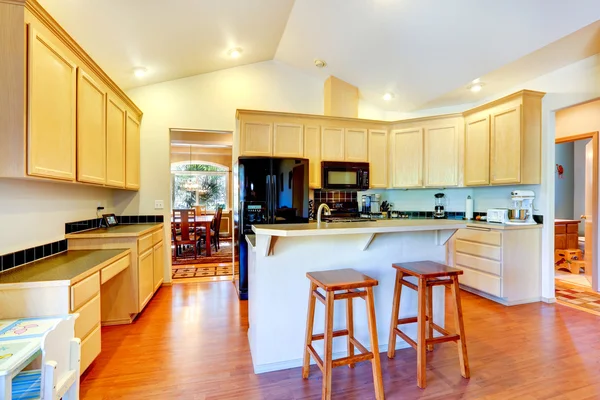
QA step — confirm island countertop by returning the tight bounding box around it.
[0,249,130,288]
[65,223,163,239]
[252,219,467,237]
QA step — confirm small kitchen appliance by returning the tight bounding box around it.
[486,208,509,224]
[321,161,369,190]
[434,193,447,219]
[507,190,536,225]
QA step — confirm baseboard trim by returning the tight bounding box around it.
[542,296,556,304]
[101,317,132,326]
[459,285,541,306]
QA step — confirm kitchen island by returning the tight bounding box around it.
[247,219,466,373]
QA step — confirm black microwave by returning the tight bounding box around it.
[321,161,369,190]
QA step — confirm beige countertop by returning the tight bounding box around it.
[0,249,130,288]
[252,219,466,237]
[65,223,163,239]
[465,221,543,230]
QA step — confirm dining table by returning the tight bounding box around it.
[171,215,214,257]
[0,315,75,399]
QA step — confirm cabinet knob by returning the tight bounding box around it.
[581,215,587,220]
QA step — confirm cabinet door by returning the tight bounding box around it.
[27,27,77,181]
[304,125,321,189]
[273,123,303,157]
[464,116,490,186]
[125,113,140,190]
[344,128,368,162]
[368,129,388,188]
[321,127,345,161]
[491,105,522,184]
[390,128,423,188]
[77,70,106,184]
[567,233,579,250]
[138,249,154,311]
[106,96,126,188]
[555,233,566,250]
[153,241,164,292]
[424,125,458,187]
[241,122,272,156]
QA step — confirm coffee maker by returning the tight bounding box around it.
[434,193,447,219]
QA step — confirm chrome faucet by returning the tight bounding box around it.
[317,203,331,224]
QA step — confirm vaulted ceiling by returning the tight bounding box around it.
[39,0,600,112]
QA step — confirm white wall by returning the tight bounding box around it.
[554,142,574,219]
[574,139,590,235]
[0,179,115,254]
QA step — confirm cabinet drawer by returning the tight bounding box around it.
[567,223,579,233]
[101,255,129,284]
[74,294,100,340]
[71,273,100,312]
[456,240,501,261]
[555,225,566,234]
[458,266,502,297]
[456,228,502,246]
[138,233,153,254]
[455,253,502,276]
[152,229,163,245]
[81,325,101,373]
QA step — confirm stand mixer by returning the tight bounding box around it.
[507,190,536,225]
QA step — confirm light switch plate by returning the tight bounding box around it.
[154,200,164,210]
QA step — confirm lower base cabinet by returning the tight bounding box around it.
[138,248,154,310]
[80,325,102,372]
[451,225,541,305]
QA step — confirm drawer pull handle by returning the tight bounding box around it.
[466,227,491,232]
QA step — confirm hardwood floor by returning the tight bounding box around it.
[80,282,600,399]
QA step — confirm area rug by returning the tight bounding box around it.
[555,281,600,316]
[172,263,239,279]
[172,239,233,265]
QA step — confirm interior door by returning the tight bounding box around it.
[584,139,595,288]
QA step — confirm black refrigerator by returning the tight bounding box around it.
[233,157,309,300]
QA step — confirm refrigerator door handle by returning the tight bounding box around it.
[272,174,277,222]
[266,175,271,223]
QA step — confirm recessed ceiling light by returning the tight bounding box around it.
[228,47,243,58]
[133,67,147,78]
[472,78,481,84]
[469,83,483,93]
[314,59,327,68]
[383,92,394,101]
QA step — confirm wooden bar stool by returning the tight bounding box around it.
[387,261,470,389]
[303,268,385,400]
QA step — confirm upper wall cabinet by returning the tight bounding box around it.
[0,1,142,189]
[424,124,459,187]
[390,128,423,188]
[77,70,107,185]
[463,90,543,186]
[368,130,388,188]
[125,114,141,190]
[27,27,77,181]
[344,128,368,162]
[241,122,273,156]
[321,127,345,161]
[273,123,303,158]
[304,125,321,189]
[106,96,127,188]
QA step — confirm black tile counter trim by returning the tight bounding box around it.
[65,215,164,234]
[1,239,68,272]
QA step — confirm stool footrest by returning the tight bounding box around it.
[394,327,417,350]
[427,334,460,345]
[312,329,348,341]
[397,316,429,325]
[334,290,366,300]
[312,289,326,304]
[332,353,374,368]
[400,279,418,291]
[349,337,369,355]
[307,345,324,372]
[431,322,450,336]
[427,278,452,287]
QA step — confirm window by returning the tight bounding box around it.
[171,163,229,211]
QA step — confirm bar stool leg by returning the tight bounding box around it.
[426,284,434,352]
[416,278,427,389]
[346,291,355,368]
[450,276,470,379]
[365,287,385,400]
[387,270,404,359]
[302,282,317,379]
[322,291,335,400]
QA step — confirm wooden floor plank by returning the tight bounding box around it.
[80,282,600,399]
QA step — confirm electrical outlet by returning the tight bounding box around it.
[154,200,164,210]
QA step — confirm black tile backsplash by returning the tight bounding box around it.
[65,215,164,234]
[314,190,358,203]
[0,239,67,272]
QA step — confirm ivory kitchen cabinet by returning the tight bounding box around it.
[424,124,459,187]
[241,121,273,156]
[77,70,107,185]
[125,113,141,190]
[368,129,388,188]
[0,1,142,188]
[138,248,154,310]
[304,125,322,188]
[490,105,522,184]
[106,96,127,188]
[27,26,77,181]
[321,127,345,161]
[464,115,490,186]
[153,241,165,291]
[390,128,423,188]
[344,128,368,162]
[273,123,303,157]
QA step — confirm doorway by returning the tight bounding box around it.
[554,133,598,300]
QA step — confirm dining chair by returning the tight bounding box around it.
[11,318,81,400]
[172,209,198,259]
[212,207,224,252]
[194,205,207,216]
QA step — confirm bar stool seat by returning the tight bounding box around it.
[388,261,470,389]
[303,268,384,400]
